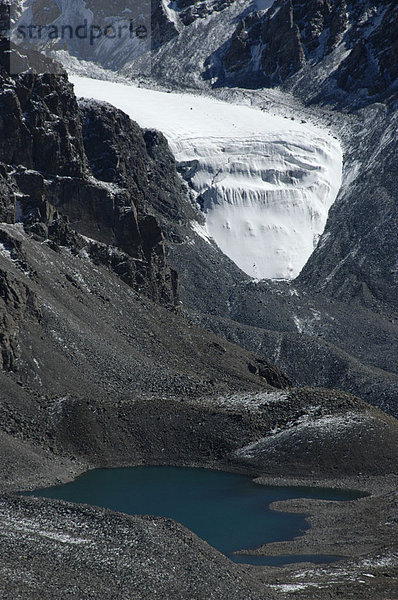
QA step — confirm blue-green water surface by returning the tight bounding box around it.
[25,466,362,565]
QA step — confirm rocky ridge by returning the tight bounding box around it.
[222,0,398,106]
[174,0,237,27]
[0,41,179,315]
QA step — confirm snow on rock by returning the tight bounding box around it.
[268,583,313,593]
[0,508,93,547]
[190,220,213,244]
[253,0,276,12]
[161,0,183,31]
[215,391,289,411]
[71,76,343,280]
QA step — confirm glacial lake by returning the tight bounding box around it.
[25,466,362,566]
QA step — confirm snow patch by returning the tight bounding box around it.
[2,515,91,546]
[216,391,289,411]
[0,242,13,261]
[162,0,182,30]
[359,554,398,569]
[190,220,212,243]
[39,531,90,545]
[293,309,321,335]
[269,583,312,592]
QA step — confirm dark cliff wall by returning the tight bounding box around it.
[0,43,179,297]
[222,0,398,105]
[0,43,183,371]
[298,107,398,312]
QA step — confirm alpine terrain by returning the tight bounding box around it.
[0,0,397,599]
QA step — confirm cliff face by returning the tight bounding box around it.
[0,50,85,177]
[0,43,182,371]
[174,0,237,27]
[222,0,398,104]
[78,100,179,303]
[0,43,178,297]
[224,0,306,86]
[0,264,40,371]
[336,2,398,98]
[298,107,398,312]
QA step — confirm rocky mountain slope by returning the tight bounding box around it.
[80,0,398,418]
[0,41,179,309]
[2,44,395,486]
[0,4,398,599]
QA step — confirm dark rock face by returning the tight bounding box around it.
[222,0,398,104]
[0,45,178,301]
[0,227,41,371]
[337,3,398,98]
[299,106,398,313]
[0,265,40,370]
[80,100,148,188]
[0,164,17,224]
[151,0,180,49]
[223,0,343,86]
[0,49,85,177]
[259,0,304,84]
[79,99,193,230]
[175,0,237,27]
[78,100,184,302]
[0,44,183,372]
[224,0,305,86]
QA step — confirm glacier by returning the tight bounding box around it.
[71,76,343,280]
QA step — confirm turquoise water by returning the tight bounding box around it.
[25,466,362,565]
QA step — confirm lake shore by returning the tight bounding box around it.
[1,455,397,600]
[0,388,397,600]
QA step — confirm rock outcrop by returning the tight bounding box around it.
[224,0,306,86]
[0,42,184,373]
[222,0,398,104]
[0,41,178,299]
[336,2,398,99]
[175,0,237,27]
[0,265,40,370]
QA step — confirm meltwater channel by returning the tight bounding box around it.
[25,466,362,566]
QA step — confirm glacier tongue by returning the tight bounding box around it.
[70,76,343,280]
